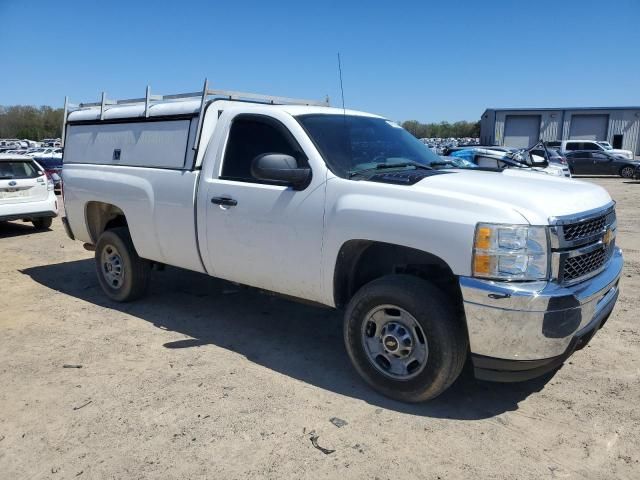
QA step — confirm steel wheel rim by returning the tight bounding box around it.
[101,244,124,289]
[621,167,634,178]
[360,304,428,380]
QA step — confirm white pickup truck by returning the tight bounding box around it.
[60,85,623,402]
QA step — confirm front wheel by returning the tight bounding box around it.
[95,227,150,302]
[620,166,635,178]
[344,275,468,402]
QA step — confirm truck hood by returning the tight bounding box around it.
[413,169,612,225]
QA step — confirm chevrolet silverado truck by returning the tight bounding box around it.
[60,84,623,402]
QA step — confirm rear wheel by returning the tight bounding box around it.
[95,227,150,302]
[32,217,52,230]
[344,274,467,402]
[620,166,635,178]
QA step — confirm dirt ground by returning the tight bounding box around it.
[1,177,639,479]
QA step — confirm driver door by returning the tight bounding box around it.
[198,113,326,302]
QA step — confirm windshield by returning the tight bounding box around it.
[0,160,40,179]
[297,114,444,177]
[597,141,613,150]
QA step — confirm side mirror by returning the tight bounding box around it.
[251,153,311,190]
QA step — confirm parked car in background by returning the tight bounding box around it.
[40,138,62,147]
[36,155,63,194]
[443,145,511,157]
[565,150,640,177]
[529,147,568,166]
[561,140,634,160]
[436,155,479,169]
[449,147,570,177]
[0,154,58,229]
[29,147,55,157]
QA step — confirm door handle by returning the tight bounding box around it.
[211,196,238,207]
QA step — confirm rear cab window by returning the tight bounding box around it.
[0,160,41,179]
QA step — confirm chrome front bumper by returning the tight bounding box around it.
[460,247,623,369]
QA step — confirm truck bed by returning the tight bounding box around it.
[63,163,206,273]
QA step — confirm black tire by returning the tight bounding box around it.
[344,274,468,402]
[620,166,635,178]
[95,227,150,302]
[32,217,52,230]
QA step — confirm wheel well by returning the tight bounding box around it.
[85,201,128,243]
[333,240,462,310]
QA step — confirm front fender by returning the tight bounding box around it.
[320,176,527,306]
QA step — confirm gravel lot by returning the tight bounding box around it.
[1,177,639,479]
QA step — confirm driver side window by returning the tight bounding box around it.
[220,115,305,183]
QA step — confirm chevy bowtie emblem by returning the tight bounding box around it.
[603,228,613,246]
[8,181,17,186]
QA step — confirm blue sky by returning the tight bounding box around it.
[1,0,638,122]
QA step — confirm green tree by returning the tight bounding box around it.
[0,105,64,140]
[401,119,480,139]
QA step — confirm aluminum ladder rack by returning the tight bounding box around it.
[62,79,330,147]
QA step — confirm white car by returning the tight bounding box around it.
[31,147,61,160]
[0,154,58,229]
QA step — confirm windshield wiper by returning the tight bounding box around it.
[349,161,432,178]
[0,175,15,179]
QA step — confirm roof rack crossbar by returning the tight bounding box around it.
[62,79,330,147]
[204,88,329,107]
[73,91,328,109]
[67,82,328,113]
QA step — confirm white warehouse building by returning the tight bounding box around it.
[480,107,640,155]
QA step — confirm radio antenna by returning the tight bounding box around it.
[337,52,346,115]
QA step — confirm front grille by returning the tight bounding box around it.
[562,215,607,242]
[562,246,610,282]
[552,206,617,285]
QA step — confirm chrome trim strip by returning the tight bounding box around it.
[550,208,616,250]
[548,201,615,226]
[564,239,607,258]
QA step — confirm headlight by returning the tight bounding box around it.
[472,224,549,280]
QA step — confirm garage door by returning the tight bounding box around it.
[569,114,608,140]
[503,115,540,148]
